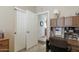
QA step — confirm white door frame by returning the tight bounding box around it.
[37,11,50,40]
[14,7,26,13]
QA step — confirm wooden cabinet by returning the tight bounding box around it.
[72,16,79,27]
[67,40,79,52]
[50,17,65,27]
[50,19,57,27]
[65,16,79,27]
[65,16,73,27]
[50,16,79,27]
[0,39,9,52]
[57,17,65,27]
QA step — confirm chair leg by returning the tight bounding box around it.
[50,45,55,52]
[46,40,50,52]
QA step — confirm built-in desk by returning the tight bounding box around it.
[67,40,79,52]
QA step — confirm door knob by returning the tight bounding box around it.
[14,32,16,34]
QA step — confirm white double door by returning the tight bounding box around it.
[14,9,38,51]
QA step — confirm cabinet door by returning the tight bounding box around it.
[57,17,65,27]
[72,16,79,27]
[77,16,79,27]
[65,16,73,27]
[50,19,57,27]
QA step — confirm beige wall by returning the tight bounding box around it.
[36,6,79,18]
[0,6,16,52]
[0,6,15,33]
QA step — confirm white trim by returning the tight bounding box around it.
[14,7,26,13]
[37,11,49,15]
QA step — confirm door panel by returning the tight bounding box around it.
[26,11,38,50]
[15,10,26,51]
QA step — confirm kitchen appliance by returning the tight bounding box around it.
[64,27,79,40]
[54,27,64,38]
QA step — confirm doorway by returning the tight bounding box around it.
[37,11,50,43]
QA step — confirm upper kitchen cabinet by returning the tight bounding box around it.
[65,16,79,27]
[50,18,57,27]
[50,16,79,27]
[57,17,65,27]
[72,16,79,27]
[50,17,65,27]
[65,16,73,27]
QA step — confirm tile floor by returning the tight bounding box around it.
[20,41,46,52]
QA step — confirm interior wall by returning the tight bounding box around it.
[0,7,15,34]
[35,6,79,18]
[0,6,16,52]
